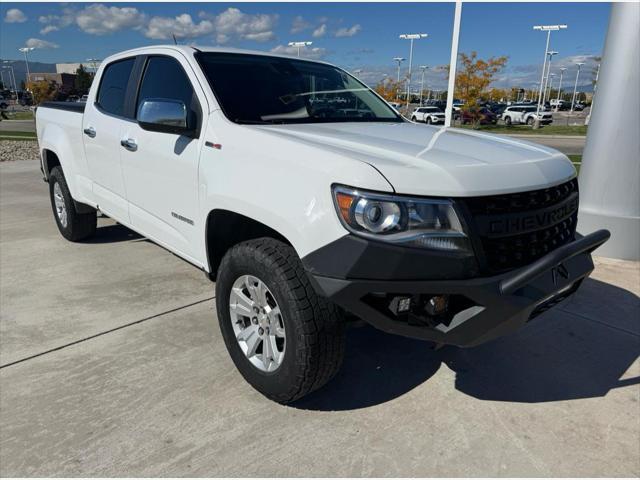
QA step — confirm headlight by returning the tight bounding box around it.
[332,185,470,252]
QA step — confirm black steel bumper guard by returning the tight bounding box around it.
[308,230,610,347]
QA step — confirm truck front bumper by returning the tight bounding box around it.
[307,230,610,347]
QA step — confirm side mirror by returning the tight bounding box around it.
[137,98,195,136]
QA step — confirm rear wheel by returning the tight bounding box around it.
[49,166,96,241]
[504,116,512,126]
[215,238,345,404]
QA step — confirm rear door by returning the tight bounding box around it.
[83,57,137,222]
[120,53,207,262]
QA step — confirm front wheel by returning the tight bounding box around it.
[215,238,345,404]
[49,166,96,241]
[426,117,432,124]
[526,116,535,126]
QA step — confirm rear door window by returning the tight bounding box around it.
[96,58,136,117]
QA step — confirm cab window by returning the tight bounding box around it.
[96,58,136,117]
[136,56,200,130]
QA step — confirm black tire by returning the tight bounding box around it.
[526,116,535,126]
[426,117,432,124]
[504,116,512,126]
[411,116,417,122]
[49,166,96,241]
[215,238,345,404]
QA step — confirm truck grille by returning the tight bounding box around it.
[462,178,579,274]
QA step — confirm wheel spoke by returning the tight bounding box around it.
[269,307,285,337]
[267,335,283,369]
[237,325,261,357]
[230,287,254,316]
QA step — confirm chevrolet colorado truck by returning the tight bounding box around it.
[36,46,609,403]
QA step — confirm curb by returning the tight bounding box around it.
[501,134,586,139]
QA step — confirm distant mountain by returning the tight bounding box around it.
[0,59,57,86]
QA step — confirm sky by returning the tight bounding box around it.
[0,2,610,90]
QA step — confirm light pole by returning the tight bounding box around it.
[419,65,428,106]
[543,51,559,105]
[533,25,567,118]
[555,67,566,109]
[546,72,556,103]
[18,47,35,85]
[2,64,17,98]
[399,33,428,109]
[86,58,101,73]
[570,62,585,113]
[393,57,405,101]
[585,63,601,125]
[287,41,312,57]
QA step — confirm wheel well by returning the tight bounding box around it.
[205,210,291,280]
[42,149,60,179]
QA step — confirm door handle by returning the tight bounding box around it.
[83,127,96,138]
[120,138,137,152]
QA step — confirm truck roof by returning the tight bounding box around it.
[102,44,333,66]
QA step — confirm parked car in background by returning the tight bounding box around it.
[502,105,553,126]
[460,107,498,125]
[485,102,508,116]
[411,106,445,124]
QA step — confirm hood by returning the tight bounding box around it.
[255,122,575,197]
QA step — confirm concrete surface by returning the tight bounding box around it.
[0,119,35,133]
[1,160,638,477]
[509,135,585,155]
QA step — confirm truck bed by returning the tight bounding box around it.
[39,101,86,114]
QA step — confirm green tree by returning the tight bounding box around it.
[455,51,508,127]
[26,80,58,104]
[75,64,93,94]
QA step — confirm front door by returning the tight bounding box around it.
[120,54,207,263]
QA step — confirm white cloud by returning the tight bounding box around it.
[38,10,74,35]
[25,38,59,49]
[4,8,27,23]
[290,15,310,34]
[39,25,59,35]
[145,13,213,40]
[312,24,327,38]
[270,44,328,60]
[335,24,361,38]
[75,4,146,35]
[199,8,278,43]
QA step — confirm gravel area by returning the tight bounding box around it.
[0,140,39,162]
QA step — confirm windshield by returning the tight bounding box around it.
[195,52,402,124]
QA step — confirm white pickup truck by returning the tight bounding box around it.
[36,45,608,403]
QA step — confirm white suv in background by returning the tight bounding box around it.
[411,106,445,124]
[502,105,553,126]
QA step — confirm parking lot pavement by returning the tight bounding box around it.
[0,119,35,133]
[1,160,638,477]
[507,135,585,155]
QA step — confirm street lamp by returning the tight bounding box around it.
[555,67,566,110]
[399,33,428,109]
[2,64,17,98]
[86,58,101,73]
[287,41,312,57]
[543,50,559,104]
[392,57,405,101]
[18,47,35,84]
[419,65,428,106]
[546,72,556,102]
[533,25,567,117]
[570,62,585,113]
